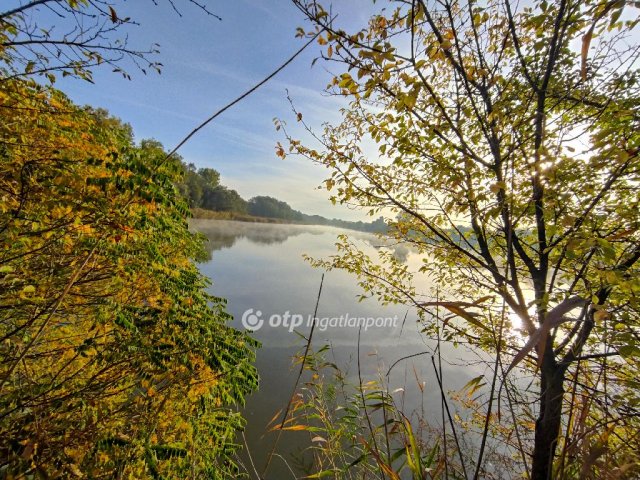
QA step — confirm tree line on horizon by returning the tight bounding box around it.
[177,163,388,233]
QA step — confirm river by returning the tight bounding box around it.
[191,219,482,479]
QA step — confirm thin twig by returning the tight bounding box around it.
[431,355,469,480]
[385,350,431,378]
[473,309,505,479]
[436,291,450,480]
[164,30,322,161]
[241,431,260,480]
[262,273,324,478]
[357,326,386,480]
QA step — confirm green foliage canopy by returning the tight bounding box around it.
[286,0,640,477]
[0,79,258,478]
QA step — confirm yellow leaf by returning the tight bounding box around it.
[593,309,609,322]
[278,424,309,431]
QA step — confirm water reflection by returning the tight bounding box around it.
[190,219,479,479]
[366,239,412,263]
[191,219,323,258]
[192,218,414,263]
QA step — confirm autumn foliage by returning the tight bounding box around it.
[0,79,258,478]
[284,0,640,478]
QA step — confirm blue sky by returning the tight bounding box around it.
[51,0,375,221]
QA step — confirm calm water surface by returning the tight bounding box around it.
[191,220,482,478]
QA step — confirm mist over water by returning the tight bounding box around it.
[191,219,481,477]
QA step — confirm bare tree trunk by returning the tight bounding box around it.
[532,344,565,480]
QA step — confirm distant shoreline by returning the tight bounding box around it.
[191,208,301,225]
[190,208,387,234]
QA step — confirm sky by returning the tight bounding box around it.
[48,0,377,221]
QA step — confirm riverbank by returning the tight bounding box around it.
[191,208,293,224]
[190,207,387,233]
